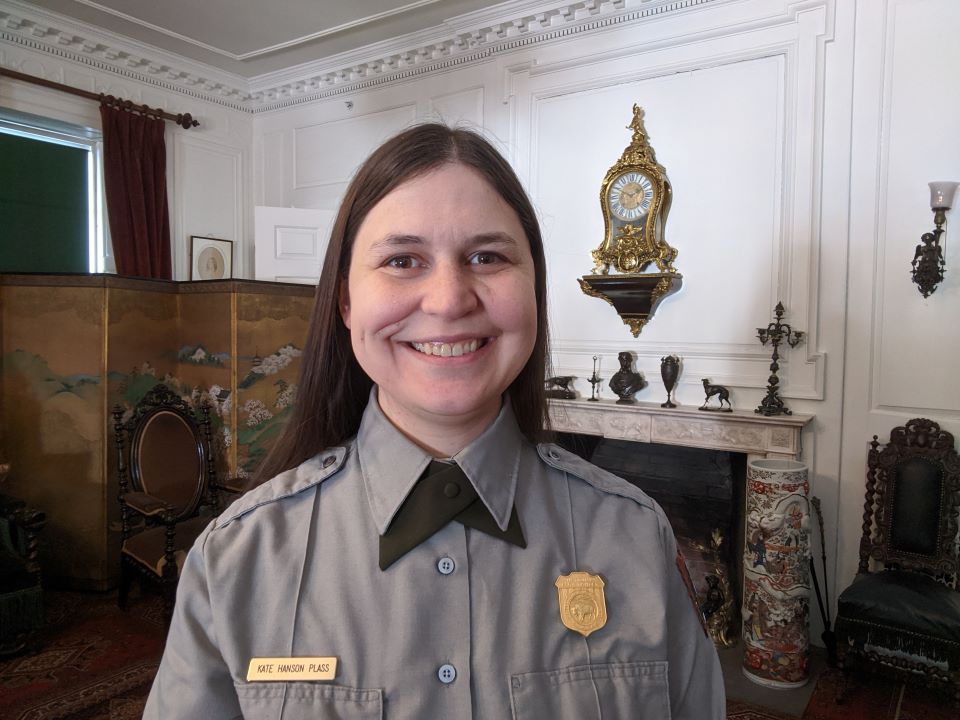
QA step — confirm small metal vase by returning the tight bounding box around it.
[660,355,680,408]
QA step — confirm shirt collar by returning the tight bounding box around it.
[358,387,524,535]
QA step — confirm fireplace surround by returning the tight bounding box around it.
[548,398,813,650]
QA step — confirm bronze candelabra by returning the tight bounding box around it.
[756,302,804,416]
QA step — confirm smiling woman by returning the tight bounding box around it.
[341,163,538,455]
[144,124,725,720]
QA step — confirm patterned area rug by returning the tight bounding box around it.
[0,592,165,720]
[727,698,797,719]
[802,668,957,720]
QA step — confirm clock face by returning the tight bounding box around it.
[608,171,654,221]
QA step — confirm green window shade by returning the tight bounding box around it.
[0,133,89,273]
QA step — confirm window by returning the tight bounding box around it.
[0,116,107,273]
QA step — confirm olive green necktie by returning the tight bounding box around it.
[379,460,525,571]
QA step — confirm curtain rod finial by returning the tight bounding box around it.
[176,113,199,129]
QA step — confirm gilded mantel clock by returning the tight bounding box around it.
[579,105,682,337]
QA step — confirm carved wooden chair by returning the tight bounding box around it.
[835,418,960,703]
[0,485,46,655]
[113,384,221,622]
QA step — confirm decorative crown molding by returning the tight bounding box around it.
[0,0,251,110]
[0,0,722,115]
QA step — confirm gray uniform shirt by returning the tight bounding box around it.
[145,394,724,719]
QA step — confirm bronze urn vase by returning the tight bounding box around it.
[660,355,680,408]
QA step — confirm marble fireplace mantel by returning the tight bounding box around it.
[548,398,813,460]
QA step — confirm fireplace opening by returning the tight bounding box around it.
[556,432,746,646]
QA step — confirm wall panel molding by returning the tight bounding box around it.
[870,0,960,416]
[428,85,484,126]
[292,104,416,190]
[516,3,830,398]
[174,135,244,279]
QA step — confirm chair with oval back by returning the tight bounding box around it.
[112,383,219,622]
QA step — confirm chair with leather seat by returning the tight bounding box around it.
[835,418,960,703]
[112,383,220,622]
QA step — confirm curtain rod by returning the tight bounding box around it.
[0,68,200,129]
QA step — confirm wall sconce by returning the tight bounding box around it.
[912,181,957,297]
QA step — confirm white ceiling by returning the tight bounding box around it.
[20,0,503,77]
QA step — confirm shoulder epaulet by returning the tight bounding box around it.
[537,442,657,512]
[214,445,349,529]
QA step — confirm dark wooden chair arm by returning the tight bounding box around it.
[0,491,26,516]
[0,494,45,537]
[0,493,46,576]
[0,486,45,653]
[121,491,172,518]
[10,506,46,533]
[212,477,249,495]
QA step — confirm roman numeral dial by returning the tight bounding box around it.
[608,172,654,221]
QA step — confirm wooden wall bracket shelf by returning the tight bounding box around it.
[578,272,682,337]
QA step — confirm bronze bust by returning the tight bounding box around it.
[608,352,646,404]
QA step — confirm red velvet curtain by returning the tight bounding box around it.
[100,105,172,279]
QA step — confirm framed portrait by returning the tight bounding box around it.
[190,236,233,280]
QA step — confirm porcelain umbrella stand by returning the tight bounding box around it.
[742,458,810,688]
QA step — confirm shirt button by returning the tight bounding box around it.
[548,449,560,460]
[438,664,457,684]
[443,481,460,498]
[322,456,335,468]
[437,557,455,575]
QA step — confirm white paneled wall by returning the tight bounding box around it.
[531,59,785,377]
[252,0,831,409]
[840,0,960,598]
[174,135,244,277]
[873,0,960,413]
[292,104,417,208]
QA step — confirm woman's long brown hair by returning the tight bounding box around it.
[254,124,551,484]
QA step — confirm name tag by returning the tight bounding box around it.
[246,657,338,682]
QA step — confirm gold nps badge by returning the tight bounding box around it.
[555,571,607,637]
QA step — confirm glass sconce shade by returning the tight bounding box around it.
[928,181,959,210]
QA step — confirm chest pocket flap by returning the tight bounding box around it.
[510,661,670,720]
[236,682,382,720]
